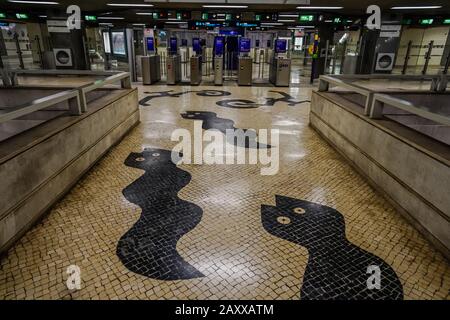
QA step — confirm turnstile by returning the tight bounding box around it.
[190,56,202,85]
[269,57,291,87]
[214,57,223,85]
[166,54,181,85]
[238,57,252,86]
[141,55,161,85]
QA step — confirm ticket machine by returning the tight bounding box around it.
[269,39,291,87]
[237,37,252,86]
[167,37,181,85]
[190,37,202,85]
[213,36,225,85]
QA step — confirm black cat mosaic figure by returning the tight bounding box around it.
[181,111,271,149]
[117,148,204,280]
[261,195,404,300]
[216,91,310,109]
[139,90,231,106]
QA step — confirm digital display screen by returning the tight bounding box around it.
[214,36,225,56]
[103,32,111,54]
[239,38,251,53]
[111,31,126,56]
[193,38,201,54]
[169,37,177,54]
[219,28,242,36]
[275,39,287,53]
[146,37,154,52]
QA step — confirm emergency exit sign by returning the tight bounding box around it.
[419,18,434,25]
[85,15,97,21]
[299,15,314,22]
[444,19,450,24]
[16,13,29,19]
[0,13,6,19]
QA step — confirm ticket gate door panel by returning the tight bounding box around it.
[269,57,291,87]
[141,55,161,85]
[167,55,181,85]
[190,56,202,85]
[214,57,223,85]
[238,57,253,86]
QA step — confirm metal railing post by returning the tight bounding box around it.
[422,41,434,75]
[68,94,82,116]
[402,41,412,75]
[370,99,384,119]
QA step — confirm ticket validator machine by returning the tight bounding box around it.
[269,39,291,87]
[213,36,225,85]
[237,37,252,86]
[190,37,202,85]
[141,36,161,85]
[167,37,181,85]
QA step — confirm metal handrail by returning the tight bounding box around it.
[0,89,81,124]
[370,93,450,126]
[331,73,450,82]
[0,71,132,123]
[318,75,450,126]
[318,75,374,115]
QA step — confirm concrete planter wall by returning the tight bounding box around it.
[310,91,450,259]
[0,89,139,254]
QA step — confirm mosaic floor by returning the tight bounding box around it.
[0,83,449,300]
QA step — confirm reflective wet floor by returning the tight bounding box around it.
[0,83,448,300]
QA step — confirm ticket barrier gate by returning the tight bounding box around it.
[190,55,202,85]
[238,56,252,86]
[141,55,161,85]
[269,57,291,87]
[167,54,181,85]
[214,57,223,85]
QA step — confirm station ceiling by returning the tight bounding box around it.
[0,0,449,14]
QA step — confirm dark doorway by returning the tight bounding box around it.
[225,36,238,71]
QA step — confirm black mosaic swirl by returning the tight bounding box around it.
[139,90,231,106]
[180,111,271,149]
[216,91,310,109]
[117,148,204,280]
[261,195,403,300]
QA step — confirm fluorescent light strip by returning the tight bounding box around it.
[133,23,145,26]
[136,12,152,15]
[202,5,248,9]
[8,0,58,4]
[165,21,187,24]
[97,16,124,20]
[279,14,298,18]
[296,26,315,28]
[278,19,295,22]
[39,15,47,18]
[107,3,153,7]
[391,6,442,10]
[297,6,343,10]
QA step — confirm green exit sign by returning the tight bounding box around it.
[85,15,97,21]
[152,13,159,19]
[176,12,182,20]
[202,13,208,20]
[419,18,434,25]
[299,15,314,22]
[334,17,342,23]
[255,14,261,21]
[444,18,450,24]
[16,13,28,19]
[0,13,6,19]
